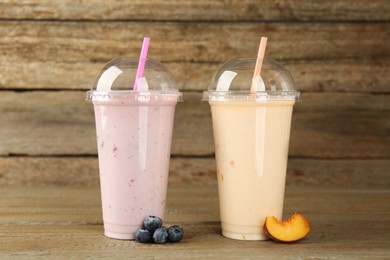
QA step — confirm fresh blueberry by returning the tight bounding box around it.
[134,228,152,243]
[167,225,183,243]
[143,216,163,233]
[153,227,168,244]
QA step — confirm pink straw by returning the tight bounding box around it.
[250,36,268,92]
[133,37,150,91]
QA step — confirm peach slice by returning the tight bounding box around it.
[263,213,310,242]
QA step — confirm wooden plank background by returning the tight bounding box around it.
[0,1,389,188]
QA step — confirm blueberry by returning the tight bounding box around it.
[168,225,183,243]
[143,216,163,233]
[153,227,168,244]
[134,228,152,243]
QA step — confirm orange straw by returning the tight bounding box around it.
[251,37,268,92]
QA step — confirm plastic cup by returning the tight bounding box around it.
[203,58,300,240]
[87,57,182,240]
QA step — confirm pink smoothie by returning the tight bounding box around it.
[92,94,178,239]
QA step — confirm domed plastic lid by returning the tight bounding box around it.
[87,57,182,101]
[203,58,300,101]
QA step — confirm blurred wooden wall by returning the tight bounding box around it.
[0,1,389,188]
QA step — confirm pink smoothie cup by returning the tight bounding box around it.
[87,57,182,239]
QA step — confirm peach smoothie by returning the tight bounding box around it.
[210,100,294,240]
[92,95,178,239]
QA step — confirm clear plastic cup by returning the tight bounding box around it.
[203,58,300,240]
[87,57,182,240]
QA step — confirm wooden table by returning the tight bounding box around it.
[1,186,389,259]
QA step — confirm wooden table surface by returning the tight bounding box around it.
[0,186,389,259]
